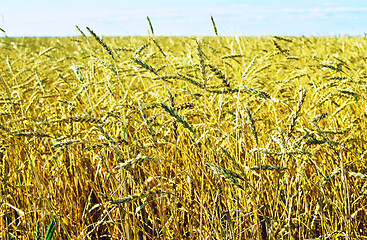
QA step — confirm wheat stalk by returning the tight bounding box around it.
[134,42,150,57]
[206,163,245,190]
[160,103,196,136]
[244,103,258,146]
[151,38,166,57]
[86,27,115,60]
[207,64,230,89]
[196,38,207,86]
[287,88,306,139]
[129,57,158,76]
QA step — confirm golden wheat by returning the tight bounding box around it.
[0,30,366,240]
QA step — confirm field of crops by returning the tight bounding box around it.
[0,27,367,239]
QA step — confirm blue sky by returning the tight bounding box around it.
[1,0,367,37]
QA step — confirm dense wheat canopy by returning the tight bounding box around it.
[0,30,366,239]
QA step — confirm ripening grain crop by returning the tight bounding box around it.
[0,23,366,239]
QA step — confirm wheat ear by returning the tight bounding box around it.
[210,15,218,36]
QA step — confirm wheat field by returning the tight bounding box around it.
[0,25,367,239]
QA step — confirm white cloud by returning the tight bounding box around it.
[3,2,367,36]
[282,6,367,14]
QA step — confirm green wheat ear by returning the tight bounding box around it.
[147,16,154,35]
[210,15,218,36]
[36,220,40,240]
[37,220,56,240]
[45,220,56,240]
